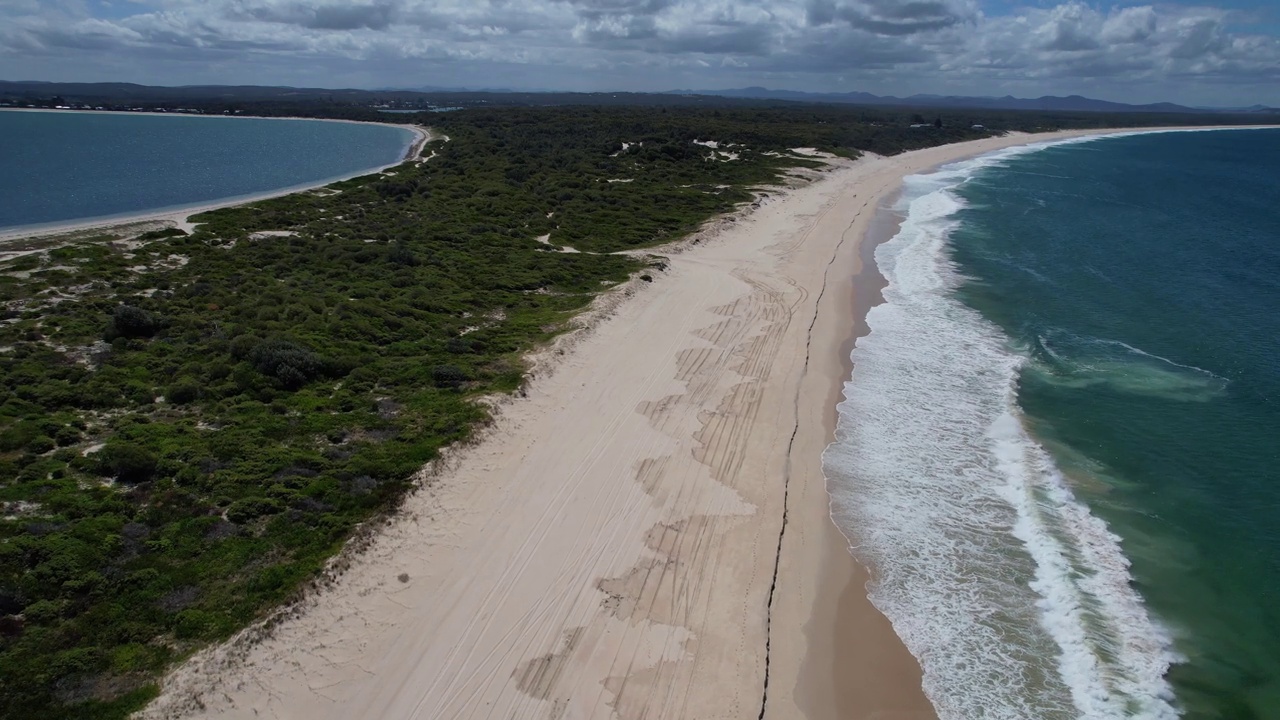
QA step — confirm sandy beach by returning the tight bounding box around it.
[129,127,1228,720]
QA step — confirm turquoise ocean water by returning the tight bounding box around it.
[0,111,414,231]
[826,129,1280,719]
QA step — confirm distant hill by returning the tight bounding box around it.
[664,87,1279,114]
[0,80,421,103]
[0,80,794,110]
[3,80,1276,116]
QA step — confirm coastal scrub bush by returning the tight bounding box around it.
[95,443,158,483]
[225,497,283,524]
[105,305,159,340]
[387,242,418,266]
[228,334,260,360]
[249,339,324,389]
[431,364,468,389]
[167,381,200,405]
[137,228,188,241]
[24,436,55,455]
[21,599,63,625]
[53,425,81,447]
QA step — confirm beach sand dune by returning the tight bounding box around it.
[141,129,1148,720]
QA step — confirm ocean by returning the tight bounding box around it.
[0,110,415,231]
[826,128,1280,719]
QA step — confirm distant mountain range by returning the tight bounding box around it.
[664,87,1279,114]
[2,80,1276,115]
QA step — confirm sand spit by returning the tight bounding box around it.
[137,128,1256,720]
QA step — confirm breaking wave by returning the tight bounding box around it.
[824,151,1182,719]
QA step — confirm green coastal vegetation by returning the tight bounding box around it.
[0,102,1238,719]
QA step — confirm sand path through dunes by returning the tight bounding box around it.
[142,130,1149,720]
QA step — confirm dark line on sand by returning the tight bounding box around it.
[756,209,861,720]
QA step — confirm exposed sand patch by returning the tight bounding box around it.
[2,500,43,521]
[534,233,581,254]
[610,141,642,157]
[0,248,45,264]
[248,230,299,241]
[790,147,837,159]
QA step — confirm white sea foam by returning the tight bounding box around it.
[1031,332,1228,402]
[824,155,1182,719]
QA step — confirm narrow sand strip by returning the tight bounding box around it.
[140,128,1230,720]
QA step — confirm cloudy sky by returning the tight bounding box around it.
[1,0,1277,106]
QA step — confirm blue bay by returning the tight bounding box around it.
[0,111,414,231]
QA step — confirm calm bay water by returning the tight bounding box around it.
[0,110,414,231]
[826,129,1280,719]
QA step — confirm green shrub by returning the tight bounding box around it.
[96,443,158,483]
[48,647,103,679]
[228,334,260,360]
[173,609,218,640]
[446,337,481,354]
[387,242,418,266]
[167,381,200,405]
[0,425,35,452]
[250,339,324,390]
[106,305,159,340]
[54,425,82,447]
[225,497,284,524]
[22,599,63,625]
[137,227,188,241]
[24,435,55,455]
[431,364,468,389]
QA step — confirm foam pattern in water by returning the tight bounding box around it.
[1027,331,1229,402]
[824,149,1182,719]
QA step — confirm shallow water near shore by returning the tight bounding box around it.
[827,128,1280,718]
[0,110,414,231]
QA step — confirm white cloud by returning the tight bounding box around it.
[0,0,1276,105]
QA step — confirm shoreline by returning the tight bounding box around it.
[747,122,1280,717]
[762,124,1276,720]
[0,110,428,243]
[134,126,1269,719]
